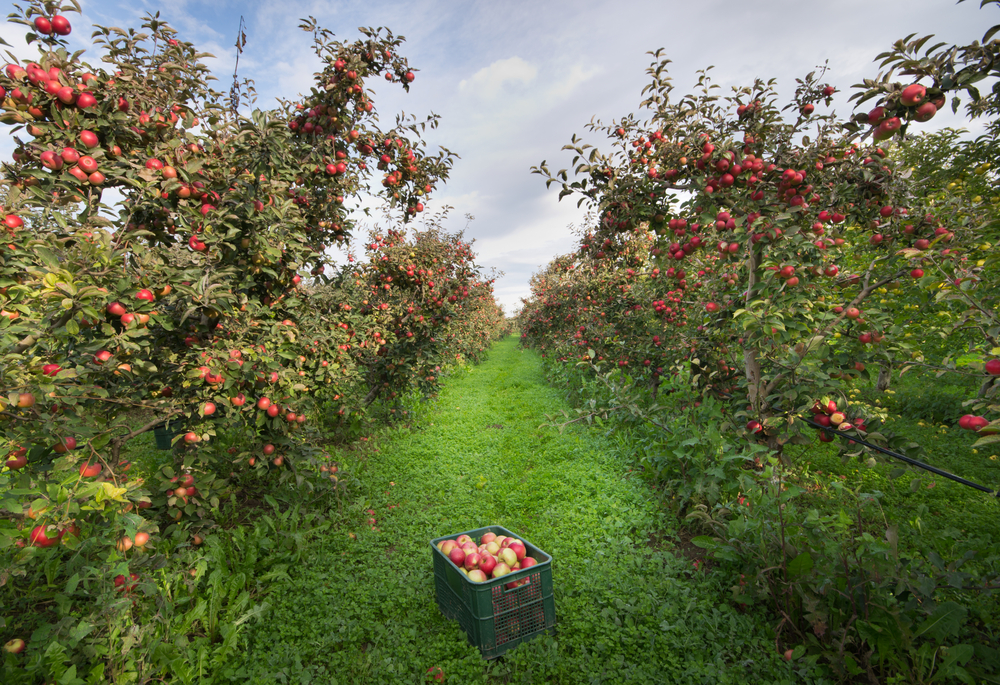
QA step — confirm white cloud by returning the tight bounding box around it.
[458,56,537,100]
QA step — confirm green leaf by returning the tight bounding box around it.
[787,552,814,576]
[916,601,967,641]
[690,535,718,549]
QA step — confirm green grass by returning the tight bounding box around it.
[233,337,799,684]
[797,370,1000,559]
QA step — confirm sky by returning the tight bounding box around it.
[1,0,992,314]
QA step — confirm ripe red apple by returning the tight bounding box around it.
[79,461,102,477]
[40,150,63,170]
[479,554,497,576]
[29,525,60,548]
[202,402,216,416]
[16,392,35,408]
[266,404,280,418]
[53,436,77,453]
[910,268,924,279]
[440,540,458,556]
[78,156,98,173]
[257,397,271,410]
[900,83,926,107]
[705,302,720,313]
[5,449,27,471]
[51,15,71,35]
[136,288,155,302]
[456,534,473,545]
[508,541,526,562]
[521,557,538,570]
[984,359,1000,376]
[968,416,989,432]
[464,552,481,570]
[231,393,246,407]
[107,301,126,317]
[448,546,466,568]
[183,432,199,444]
[80,130,99,148]
[33,16,52,33]
[263,444,276,456]
[914,102,937,122]
[134,532,150,546]
[845,308,861,320]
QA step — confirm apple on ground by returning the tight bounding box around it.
[3,638,25,654]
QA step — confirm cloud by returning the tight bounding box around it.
[458,56,537,100]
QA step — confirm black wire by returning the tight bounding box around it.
[800,416,999,498]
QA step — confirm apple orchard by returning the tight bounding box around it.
[522,42,1000,460]
[0,2,504,578]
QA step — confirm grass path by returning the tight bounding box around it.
[237,338,794,684]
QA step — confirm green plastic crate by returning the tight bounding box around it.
[430,525,556,659]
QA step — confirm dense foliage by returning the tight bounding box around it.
[519,3,1000,681]
[0,1,505,680]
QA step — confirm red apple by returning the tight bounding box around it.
[479,554,497,576]
[257,397,271,410]
[80,130,99,148]
[508,541,526,562]
[448,546,466,568]
[78,156,98,173]
[183,432,199,444]
[440,540,457,556]
[266,404,280,418]
[33,16,52,34]
[202,402,216,416]
[16,392,35,408]
[51,15,71,35]
[53,436,77,453]
[29,525,60,548]
[900,83,926,107]
[464,552,481,570]
[79,461,102,477]
[5,449,27,471]
[231,393,246,407]
[985,359,1000,376]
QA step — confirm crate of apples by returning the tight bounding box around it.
[429,525,555,659]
